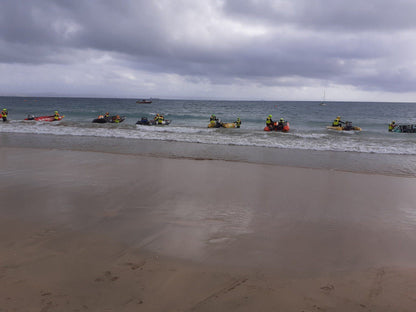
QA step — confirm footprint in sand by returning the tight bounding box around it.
[124,262,146,270]
[320,284,335,294]
[369,268,385,298]
[40,291,54,312]
[94,271,119,282]
[208,237,232,244]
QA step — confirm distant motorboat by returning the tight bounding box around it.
[136,99,152,104]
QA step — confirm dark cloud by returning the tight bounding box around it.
[222,0,416,32]
[1,0,416,98]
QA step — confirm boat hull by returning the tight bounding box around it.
[208,122,236,128]
[392,124,416,133]
[25,115,64,121]
[326,126,361,131]
[222,123,236,128]
[264,122,290,132]
[92,116,125,123]
[136,119,171,125]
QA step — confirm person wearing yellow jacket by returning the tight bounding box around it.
[53,111,60,120]
[1,108,8,122]
[388,121,397,132]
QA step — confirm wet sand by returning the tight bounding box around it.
[1,146,416,311]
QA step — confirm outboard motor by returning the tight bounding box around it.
[344,121,353,130]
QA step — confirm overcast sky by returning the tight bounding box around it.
[1,0,416,101]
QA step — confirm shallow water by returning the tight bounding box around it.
[1,132,416,177]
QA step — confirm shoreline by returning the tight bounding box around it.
[1,145,414,180]
[1,132,416,177]
[1,146,416,310]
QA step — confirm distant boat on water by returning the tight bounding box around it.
[136,99,152,104]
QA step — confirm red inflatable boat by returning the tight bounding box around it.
[25,115,65,121]
[264,121,290,132]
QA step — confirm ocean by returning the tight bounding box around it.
[1,96,416,176]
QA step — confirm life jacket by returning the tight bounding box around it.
[266,117,272,125]
[1,111,7,117]
[235,119,241,127]
[389,123,396,131]
[333,119,340,126]
[54,114,60,120]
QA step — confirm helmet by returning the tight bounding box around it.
[54,111,58,114]
[337,116,340,119]
[268,115,272,118]
[392,121,396,123]
[2,108,6,111]
[280,118,284,121]
[105,112,109,115]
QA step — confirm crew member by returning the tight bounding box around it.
[276,117,285,130]
[266,115,274,129]
[114,115,121,123]
[154,114,160,121]
[235,117,241,128]
[332,116,343,127]
[210,114,218,127]
[105,112,110,119]
[157,115,164,124]
[53,111,60,120]
[389,121,396,132]
[1,108,8,122]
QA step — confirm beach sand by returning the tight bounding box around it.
[1,146,416,311]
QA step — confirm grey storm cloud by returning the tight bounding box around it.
[223,0,416,31]
[1,0,416,98]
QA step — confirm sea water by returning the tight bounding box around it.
[1,96,416,175]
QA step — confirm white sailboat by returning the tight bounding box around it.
[320,90,327,106]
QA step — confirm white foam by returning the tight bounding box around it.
[1,122,416,155]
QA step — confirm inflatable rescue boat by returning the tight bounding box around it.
[326,121,361,132]
[264,121,290,132]
[136,117,171,125]
[25,115,64,121]
[92,116,125,123]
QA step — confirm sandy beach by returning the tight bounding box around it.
[1,146,416,311]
